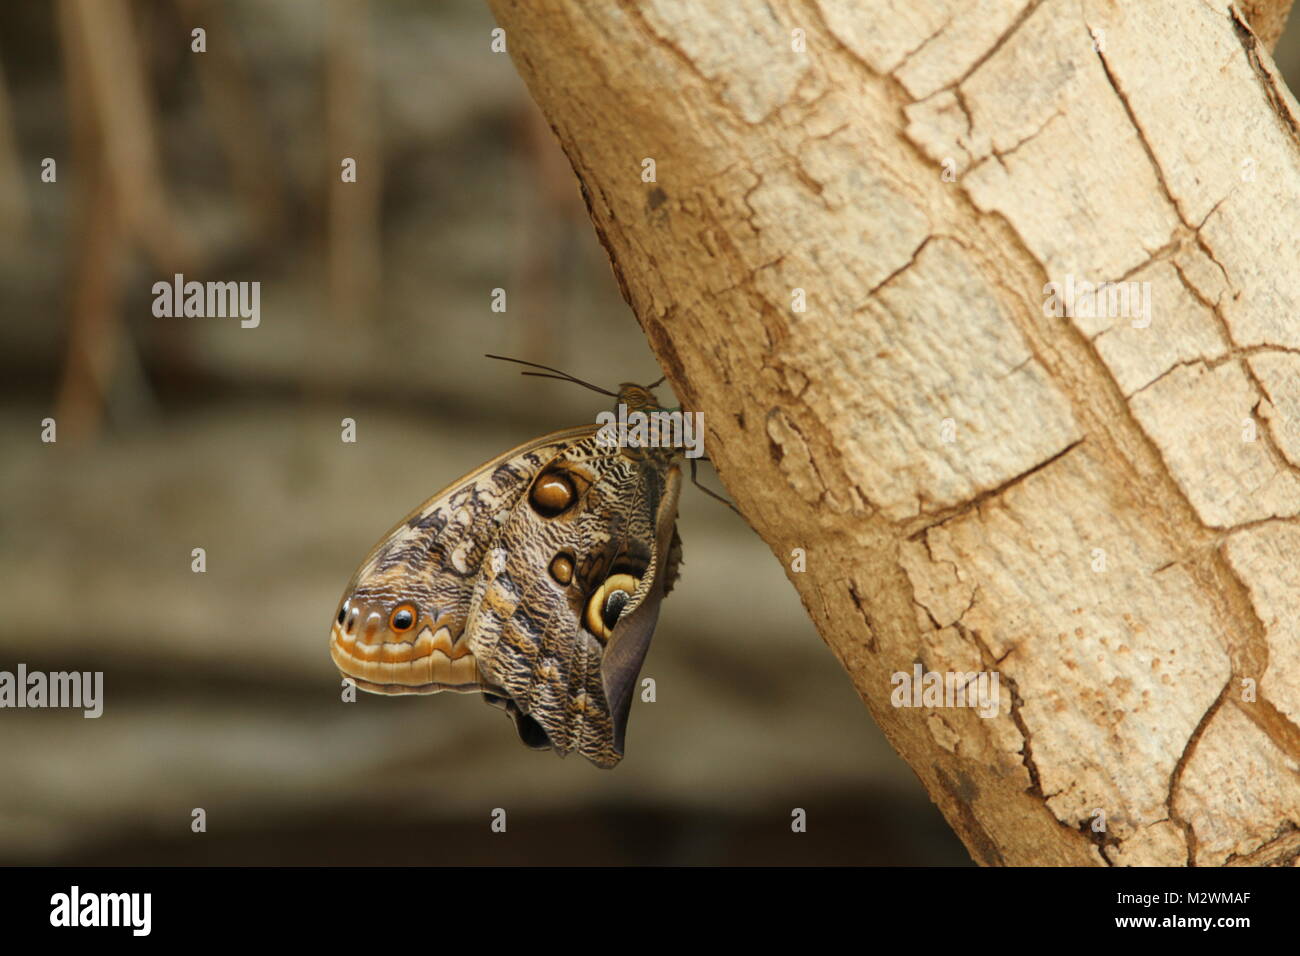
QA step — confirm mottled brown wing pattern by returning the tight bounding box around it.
[330,379,688,769]
[466,436,682,768]
[329,426,595,695]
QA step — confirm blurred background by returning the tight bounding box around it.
[0,1,1294,866]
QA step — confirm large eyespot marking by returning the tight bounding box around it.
[337,601,349,626]
[549,552,575,586]
[529,470,577,518]
[584,573,639,642]
[389,603,417,633]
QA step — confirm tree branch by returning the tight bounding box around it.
[489,0,1300,866]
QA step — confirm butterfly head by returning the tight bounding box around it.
[615,382,666,413]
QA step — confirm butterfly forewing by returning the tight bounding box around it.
[329,426,596,696]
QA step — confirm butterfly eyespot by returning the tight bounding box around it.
[389,604,417,633]
[549,553,575,586]
[529,470,577,518]
[603,590,630,630]
[336,601,348,626]
[584,573,639,642]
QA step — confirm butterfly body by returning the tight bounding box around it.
[330,383,683,768]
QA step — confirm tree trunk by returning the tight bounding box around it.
[487,0,1300,866]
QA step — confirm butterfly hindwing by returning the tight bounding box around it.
[465,435,682,767]
[599,463,681,755]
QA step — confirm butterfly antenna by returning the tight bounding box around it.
[485,354,616,398]
[518,371,622,395]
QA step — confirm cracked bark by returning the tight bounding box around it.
[489,0,1300,865]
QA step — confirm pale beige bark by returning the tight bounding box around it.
[488,0,1300,865]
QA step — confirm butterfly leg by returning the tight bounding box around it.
[690,457,741,515]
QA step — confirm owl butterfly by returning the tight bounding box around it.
[329,357,689,768]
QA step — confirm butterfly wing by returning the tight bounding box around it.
[329,425,597,696]
[466,436,682,768]
[598,468,682,757]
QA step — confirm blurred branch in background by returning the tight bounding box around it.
[0,52,29,241]
[53,0,193,441]
[326,0,380,325]
[178,0,286,246]
[53,0,128,443]
[61,0,192,272]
